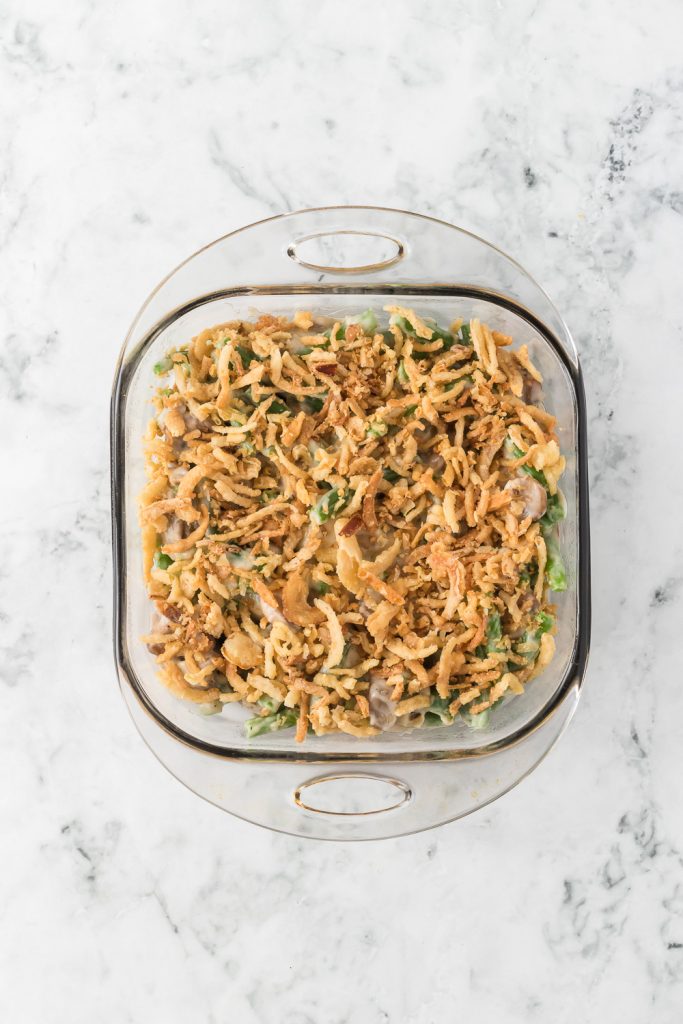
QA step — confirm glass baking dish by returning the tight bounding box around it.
[111,206,590,839]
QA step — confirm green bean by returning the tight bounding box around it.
[303,395,326,414]
[153,356,173,375]
[236,344,260,367]
[460,707,490,729]
[391,315,415,335]
[346,309,377,335]
[234,386,255,408]
[514,610,555,664]
[195,701,223,716]
[544,530,567,591]
[424,696,454,726]
[257,695,283,714]
[509,442,547,485]
[153,551,173,571]
[486,611,502,640]
[228,549,255,570]
[427,323,455,350]
[485,610,504,653]
[536,610,554,634]
[324,323,345,342]
[337,641,351,668]
[266,400,288,415]
[310,486,352,524]
[540,491,565,529]
[244,709,297,738]
[444,373,473,394]
[392,314,455,351]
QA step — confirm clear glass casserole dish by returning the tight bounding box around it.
[111,206,590,840]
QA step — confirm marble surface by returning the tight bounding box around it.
[2,0,683,1020]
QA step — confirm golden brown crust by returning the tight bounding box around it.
[140,308,564,737]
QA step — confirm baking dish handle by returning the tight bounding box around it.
[122,205,578,370]
[122,674,580,840]
[272,205,453,283]
[200,207,577,365]
[213,204,483,285]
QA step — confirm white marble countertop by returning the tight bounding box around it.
[3,1,683,1020]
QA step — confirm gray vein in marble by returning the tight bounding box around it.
[208,131,289,215]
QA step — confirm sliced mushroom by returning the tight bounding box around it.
[168,466,188,486]
[518,591,539,615]
[368,676,397,730]
[343,645,363,669]
[414,421,438,445]
[504,475,547,521]
[156,600,182,623]
[151,606,173,630]
[162,516,185,546]
[146,606,176,655]
[424,451,446,473]
[522,375,543,405]
[184,410,209,433]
